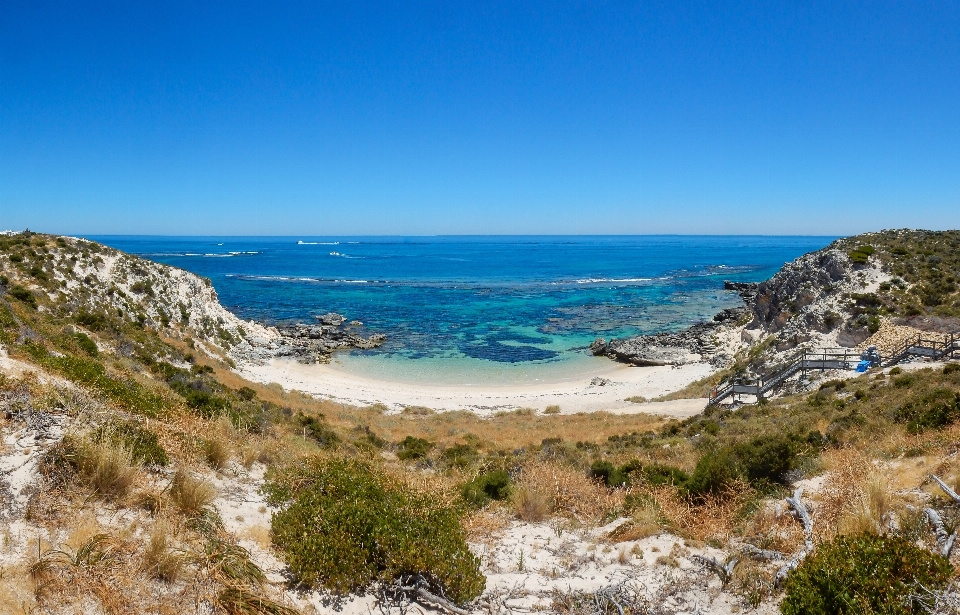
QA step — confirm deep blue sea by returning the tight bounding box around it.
[88,236,834,384]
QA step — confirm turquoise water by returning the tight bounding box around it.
[90,236,834,384]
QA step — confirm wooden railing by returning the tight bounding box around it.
[708,334,959,406]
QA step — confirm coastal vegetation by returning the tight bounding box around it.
[2,230,960,613]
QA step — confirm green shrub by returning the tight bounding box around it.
[75,309,111,331]
[462,470,511,507]
[733,434,800,485]
[819,379,846,391]
[944,362,960,375]
[590,460,631,487]
[8,285,36,307]
[685,434,801,499]
[781,533,951,615]
[890,367,903,375]
[848,245,875,265]
[893,374,915,388]
[265,457,484,603]
[441,443,480,469]
[685,447,741,499]
[237,386,257,401]
[297,413,340,448]
[397,436,434,460]
[893,388,960,433]
[72,331,99,356]
[94,420,168,466]
[638,463,690,488]
[24,344,165,417]
[130,280,154,296]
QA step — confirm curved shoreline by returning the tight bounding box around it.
[237,358,712,417]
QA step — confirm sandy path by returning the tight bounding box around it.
[238,358,712,417]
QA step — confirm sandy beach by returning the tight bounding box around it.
[238,358,713,417]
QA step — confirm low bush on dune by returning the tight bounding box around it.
[685,434,803,499]
[397,435,434,460]
[781,533,952,615]
[296,412,340,448]
[265,457,484,604]
[590,459,689,489]
[462,469,511,507]
[894,388,960,433]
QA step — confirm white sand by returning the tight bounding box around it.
[238,358,712,417]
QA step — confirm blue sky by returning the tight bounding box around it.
[2,1,959,235]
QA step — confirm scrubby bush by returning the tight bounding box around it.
[72,331,98,356]
[24,344,166,417]
[894,388,960,433]
[637,463,689,488]
[734,434,800,485]
[848,245,875,265]
[8,284,36,307]
[265,457,484,604]
[590,460,630,487]
[944,362,960,375]
[781,533,951,615]
[297,413,340,448]
[462,470,511,507]
[685,447,741,499]
[397,435,434,460]
[94,420,168,466]
[75,309,111,331]
[441,443,480,469]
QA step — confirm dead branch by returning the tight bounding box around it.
[925,508,958,558]
[739,544,786,561]
[691,554,737,586]
[930,475,960,505]
[774,487,813,585]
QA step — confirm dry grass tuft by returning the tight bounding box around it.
[815,448,872,539]
[204,437,231,470]
[168,468,217,516]
[142,520,183,582]
[512,460,622,524]
[837,473,895,537]
[741,502,805,554]
[608,499,661,542]
[645,482,751,544]
[512,484,553,522]
[74,436,138,499]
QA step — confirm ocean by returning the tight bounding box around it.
[89,236,834,385]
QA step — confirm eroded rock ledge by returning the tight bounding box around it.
[591,282,757,367]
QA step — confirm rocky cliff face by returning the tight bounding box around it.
[1,235,382,365]
[747,249,850,334]
[594,241,891,367]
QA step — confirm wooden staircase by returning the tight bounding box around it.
[708,333,960,406]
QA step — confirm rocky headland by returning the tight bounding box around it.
[592,230,960,386]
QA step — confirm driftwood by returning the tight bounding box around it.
[381,574,472,615]
[931,474,960,505]
[925,508,957,557]
[774,487,814,585]
[739,544,786,562]
[927,475,960,558]
[691,554,737,586]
